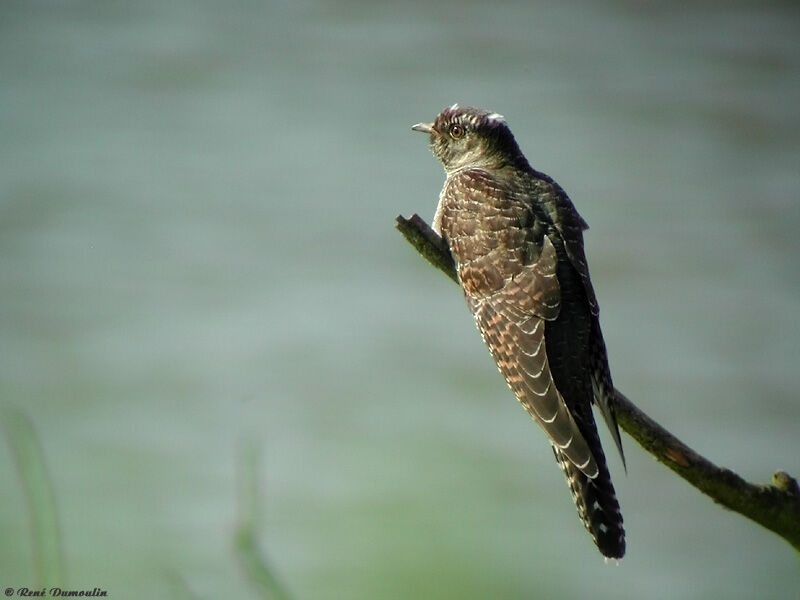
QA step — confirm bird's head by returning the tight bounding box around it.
[412,105,525,174]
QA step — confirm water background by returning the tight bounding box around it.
[2,1,799,598]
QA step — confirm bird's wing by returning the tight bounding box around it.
[532,175,600,316]
[530,175,625,464]
[590,320,626,469]
[464,236,599,479]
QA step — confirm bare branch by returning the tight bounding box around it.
[396,213,800,554]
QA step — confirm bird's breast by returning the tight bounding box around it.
[440,169,541,297]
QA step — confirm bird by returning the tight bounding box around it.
[412,104,626,559]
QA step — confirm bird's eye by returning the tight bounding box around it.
[449,124,464,139]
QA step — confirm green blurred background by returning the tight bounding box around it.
[2,1,799,598]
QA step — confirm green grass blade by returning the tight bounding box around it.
[234,440,293,600]
[1,406,65,586]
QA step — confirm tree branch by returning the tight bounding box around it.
[396,213,800,554]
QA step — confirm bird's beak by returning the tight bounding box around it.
[411,122,434,134]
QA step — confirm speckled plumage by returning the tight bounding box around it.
[413,105,626,558]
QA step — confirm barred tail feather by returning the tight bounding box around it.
[553,447,625,559]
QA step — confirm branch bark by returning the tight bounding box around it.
[396,213,800,554]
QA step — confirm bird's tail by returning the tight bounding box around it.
[553,446,625,559]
